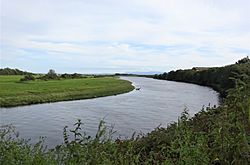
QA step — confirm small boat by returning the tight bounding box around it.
[136,87,141,90]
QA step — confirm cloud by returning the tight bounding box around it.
[1,0,250,73]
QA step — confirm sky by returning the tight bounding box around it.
[0,0,250,73]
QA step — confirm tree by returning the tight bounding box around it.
[236,56,249,64]
[46,69,58,79]
[48,69,56,76]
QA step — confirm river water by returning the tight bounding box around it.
[0,77,219,147]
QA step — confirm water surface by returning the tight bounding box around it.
[0,77,219,147]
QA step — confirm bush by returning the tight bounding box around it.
[20,75,35,81]
[60,73,82,79]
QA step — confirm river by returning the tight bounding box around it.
[0,77,219,147]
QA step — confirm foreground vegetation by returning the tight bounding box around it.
[0,76,134,107]
[0,58,249,164]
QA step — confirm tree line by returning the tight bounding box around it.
[154,56,250,97]
[0,68,33,75]
[20,69,83,81]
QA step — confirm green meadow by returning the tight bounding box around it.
[0,75,134,107]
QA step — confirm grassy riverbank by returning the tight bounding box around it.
[0,76,134,107]
[0,59,249,164]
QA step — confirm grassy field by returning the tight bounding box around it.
[0,75,134,107]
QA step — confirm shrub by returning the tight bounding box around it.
[60,73,82,79]
[20,74,35,81]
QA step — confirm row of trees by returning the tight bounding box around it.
[154,57,250,97]
[20,69,82,81]
[0,68,32,75]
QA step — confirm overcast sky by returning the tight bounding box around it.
[1,0,250,73]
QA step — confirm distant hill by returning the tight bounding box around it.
[0,68,33,75]
[126,71,162,75]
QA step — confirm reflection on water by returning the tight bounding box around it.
[0,77,219,147]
